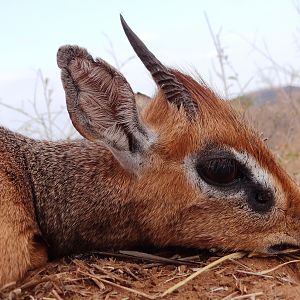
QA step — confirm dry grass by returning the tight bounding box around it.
[232,95,300,184]
[2,249,300,300]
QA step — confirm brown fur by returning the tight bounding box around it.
[1,32,300,287]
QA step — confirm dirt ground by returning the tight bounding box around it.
[2,249,300,300]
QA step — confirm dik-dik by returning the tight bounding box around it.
[1,16,300,285]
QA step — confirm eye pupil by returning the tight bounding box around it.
[197,158,241,186]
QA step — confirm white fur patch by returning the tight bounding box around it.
[230,149,274,192]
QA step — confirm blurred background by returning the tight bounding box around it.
[1,0,300,180]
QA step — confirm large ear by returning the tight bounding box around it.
[57,45,153,173]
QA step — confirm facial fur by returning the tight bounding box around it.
[133,72,300,253]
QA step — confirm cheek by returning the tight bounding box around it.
[272,177,290,211]
[210,194,285,231]
[172,203,251,249]
[135,162,199,208]
[181,200,271,238]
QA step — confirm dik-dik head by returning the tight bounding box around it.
[57,16,300,254]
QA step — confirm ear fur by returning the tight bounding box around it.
[57,45,153,173]
[135,92,152,114]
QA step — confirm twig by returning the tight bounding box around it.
[119,250,199,266]
[235,269,273,279]
[204,12,229,99]
[160,252,245,297]
[51,289,63,300]
[231,292,263,299]
[102,32,135,71]
[79,270,156,300]
[124,267,141,281]
[0,281,16,292]
[256,259,300,275]
[91,264,132,285]
[101,278,156,299]
[222,291,239,300]
[100,278,156,299]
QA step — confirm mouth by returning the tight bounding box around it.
[268,243,300,254]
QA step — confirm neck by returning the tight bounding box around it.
[24,139,145,257]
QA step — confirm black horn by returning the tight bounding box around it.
[120,15,198,118]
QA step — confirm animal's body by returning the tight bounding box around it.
[1,16,300,285]
[0,130,139,257]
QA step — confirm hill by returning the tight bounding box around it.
[231,86,300,182]
[242,85,300,106]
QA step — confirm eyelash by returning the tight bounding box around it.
[196,158,245,187]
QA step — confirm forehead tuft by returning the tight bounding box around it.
[172,71,230,115]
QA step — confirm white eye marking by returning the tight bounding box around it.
[230,149,274,193]
[184,146,274,200]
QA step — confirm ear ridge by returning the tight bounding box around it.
[57,45,154,172]
[57,45,149,141]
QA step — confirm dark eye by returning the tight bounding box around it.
[197,158,242,186]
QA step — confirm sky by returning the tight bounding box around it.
[0,0,299,134]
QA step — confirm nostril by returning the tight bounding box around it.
[255,191,272,204]
[255,192,266,203]
[248,188,274,214]
[268,243,299,253]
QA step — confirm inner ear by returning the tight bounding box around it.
[57,45,153,172]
